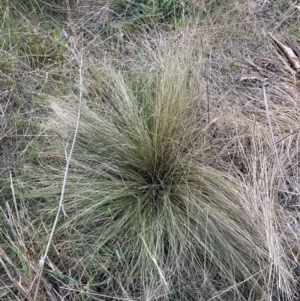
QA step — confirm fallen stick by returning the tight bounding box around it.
[268,32,300,73]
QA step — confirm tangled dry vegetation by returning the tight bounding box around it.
[1,1,300,300]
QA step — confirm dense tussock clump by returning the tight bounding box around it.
[20,35,280,300]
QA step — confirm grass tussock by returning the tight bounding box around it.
[20,35,275,300]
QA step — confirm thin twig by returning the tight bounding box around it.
[276,126,300,144]
[262,84,290,202]
[262,84,276,148]
[206,83,210,123]
[33,38,84,300]
[10,171,20,224]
